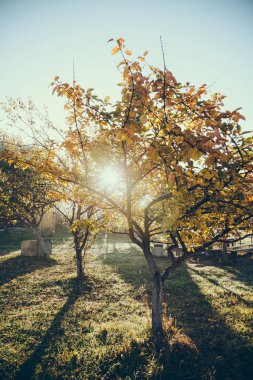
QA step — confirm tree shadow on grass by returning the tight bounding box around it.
[0,256,57,286]
[188,266,253,307]
[14,278,92,380]
[222,257,253,288]
[102,250,253,380]
[100,331,199,380]
[191,255,253,289]
[189,254,253,288]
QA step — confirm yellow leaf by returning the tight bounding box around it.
[112,47,120,55]
[197,177,205,186]
[175,136,183,144]
[117,60,126,67]
[203,170,213,180]
[121,133,132,143]
[191,148,202,160]
[186,170,193,177]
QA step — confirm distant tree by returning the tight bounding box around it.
[54,183,106,280]
[1,100,107,279]
[0,140,56,256]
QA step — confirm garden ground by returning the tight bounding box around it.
[0,232,252,379]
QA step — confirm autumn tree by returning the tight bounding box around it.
[1,98,107,279]
[51,38,253,335]
[53,181,106,280]
[49,83,108,280]
[0,138,57,256]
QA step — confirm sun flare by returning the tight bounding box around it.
[139,195,152,208]
[99,166,122,189]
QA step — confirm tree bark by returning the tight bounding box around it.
[34,226,50,257]
[141,240,164,336]
[221,241,228,263]
[152,271,163,334]
[76,248,84,280]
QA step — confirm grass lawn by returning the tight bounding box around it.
[0,233,252,379]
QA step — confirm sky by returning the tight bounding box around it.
[0,0,252,132]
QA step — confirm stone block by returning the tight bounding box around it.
[153,243,164,257]
[21,239,52,257]
[21,240,38,256]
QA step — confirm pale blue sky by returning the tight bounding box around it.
[0,0,252,130]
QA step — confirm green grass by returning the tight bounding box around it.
[0,233,252,379]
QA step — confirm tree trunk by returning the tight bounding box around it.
[221,241,228,263]
[34,226,50,257]
[152,271,163,334]
[76,248,84,280]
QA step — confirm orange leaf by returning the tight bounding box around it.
[233,114,240,122]
[140,114,148,124]
[125,49,132,56]
[143,51,148,56]
[168,172,175,183]
[117,38,125,46]
[238,113,246,121]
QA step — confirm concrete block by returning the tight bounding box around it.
[153,243,164,257]
[21,239,52,257]
[21,240,38,256]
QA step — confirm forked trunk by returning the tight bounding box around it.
[76,249,84,280]
[34,226,50,257]
[152,271,163,334]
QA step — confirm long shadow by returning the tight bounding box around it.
[188,266,253,307]
[100,333,199,380]
[223,257,253,288]
[0,256,57,286]
[15,278,92,380]
[102,248,253,380]
[192,255,253,288]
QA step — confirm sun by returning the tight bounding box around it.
[139,195,152,208]
[99,166,122,189]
